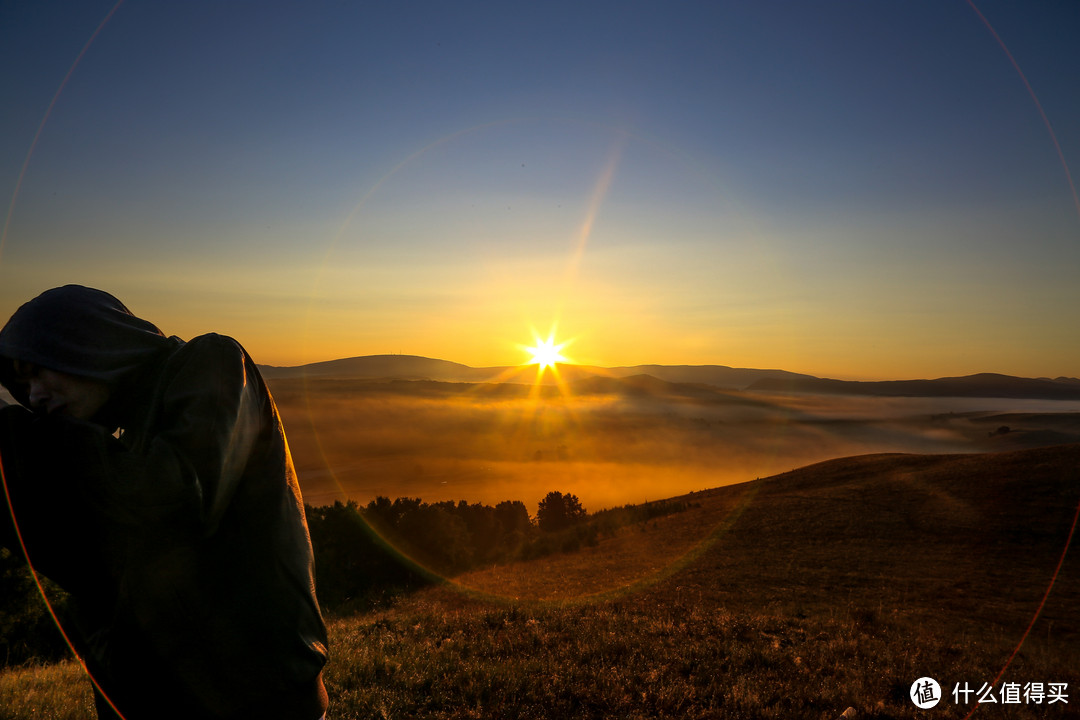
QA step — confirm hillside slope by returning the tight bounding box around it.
[320,444,1080,719]
[456,444,1080,603]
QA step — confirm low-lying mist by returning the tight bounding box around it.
[269,377,1080,513]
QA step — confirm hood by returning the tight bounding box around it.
[0,285,175,409]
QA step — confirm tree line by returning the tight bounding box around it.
[306,490,599,612]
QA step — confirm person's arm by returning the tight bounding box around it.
[29,335,264,539]
[0,404,33,552]
[0,403,115,593]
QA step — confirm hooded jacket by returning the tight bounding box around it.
[0,286,328,720]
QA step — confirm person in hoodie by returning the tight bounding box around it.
[0,285,329,720]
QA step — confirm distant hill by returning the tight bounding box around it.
[260,355,1080,399]
[259,355,492,382]
[260,355,816,390]
[749,372,1080,400]
[568,373,697,396]
[565,373,779,409]
[600,364,816,388]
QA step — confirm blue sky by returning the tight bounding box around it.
[2,1,1078,378]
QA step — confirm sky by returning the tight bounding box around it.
[2,1,1078,380]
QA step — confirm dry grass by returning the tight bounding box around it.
[0,660,94,720]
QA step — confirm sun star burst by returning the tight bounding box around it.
[523,331,569,371]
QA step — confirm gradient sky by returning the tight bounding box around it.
[2,1,1078,379]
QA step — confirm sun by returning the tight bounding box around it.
[522,330,570,371]
[528,338,567,370]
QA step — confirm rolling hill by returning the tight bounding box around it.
[258,354,488,382]
[260,354,1079,399]
[318,442,1080,718]
[750,372,1080,400]
[258,354,812,389]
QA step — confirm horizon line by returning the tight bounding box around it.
[256,352,1079,384]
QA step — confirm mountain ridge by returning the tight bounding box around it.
[259,354,1080,399]
[749,371,1080,400]
[258,354,816,390]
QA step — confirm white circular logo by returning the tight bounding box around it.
[911,677,942,709]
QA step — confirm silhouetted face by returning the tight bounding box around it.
[13,361,111,421]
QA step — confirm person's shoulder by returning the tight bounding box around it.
[168,333,255,370]
[183,333,246,355]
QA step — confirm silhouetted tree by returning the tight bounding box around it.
[495,500,531,534]
[305,501,430,611]
[493,500,532,557]
[0,547,69,666]
[450,500,502,564]
[398,503,473,573]
[536,491,587,532]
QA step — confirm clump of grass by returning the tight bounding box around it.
[0,660,93,720]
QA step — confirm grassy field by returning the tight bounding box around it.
[3,443,1078,719]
